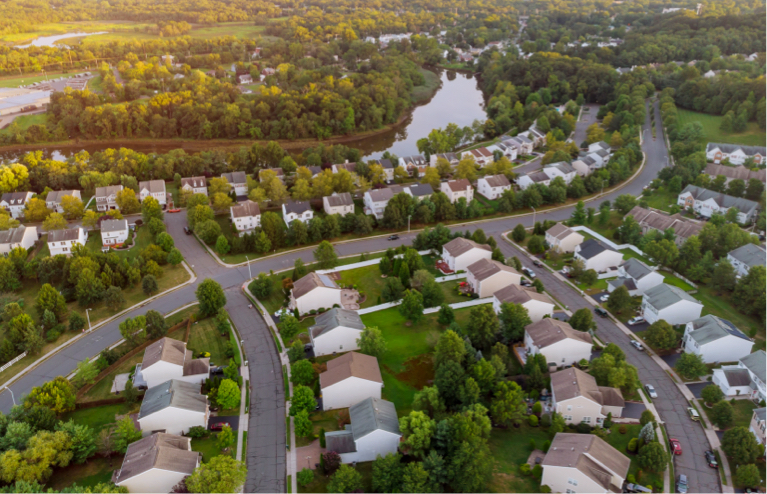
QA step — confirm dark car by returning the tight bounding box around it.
[184,226,192,235]
[388,234,399,241]
[704,450,718,468]
[594,307,608,318]
[209,422,226,431]
[532,259,543,268]
[520,278,532,286]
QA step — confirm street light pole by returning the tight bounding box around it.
[3,387,15,406]
[531,206,536,227]
[245,255,253,280]
[86,308,92,333]
[407,215,411,233]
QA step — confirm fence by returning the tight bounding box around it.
[434,273,467,282]
[0,352,27,373]
[358,296,493,316]
[570,226,646,256]
[316,250,435,275]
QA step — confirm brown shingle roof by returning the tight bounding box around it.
[546,223,577,240]
[320,352,383,388]
[550,368,624,408]
[525,318,592,348]
[483,174,511,188]
[180,176,207,189]
[231,200,261,218]
[325,192,353,207]
[183,354,211,376]
[543,434,630,490]
[113,433,200,484]
[706,164,766,183]
[447,179,472,192]
[467,258,520,282]
[142,337,187,370]
[493,284,552,306]
[139,180,166,193]
[48,228,83,242]
[628,206,704,240]
[292,272,339,300]
[443,237,492,258]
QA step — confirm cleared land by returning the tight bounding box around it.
[676,108,766,147]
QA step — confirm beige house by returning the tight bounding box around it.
[290,272,343,315]
[477,174,511,199]
[323,192,354,216]
[442,237,492,272]
[139,338,210,389]
[137,379,209,436]
[524,319,593,368]
[112,433,200,494]
[749,407,765,452]
[44,190,80,214]
[541,433,630,494]
[180,176,208,196]
[230,200,261,235]
[551,368,624,426]
[466,258,521,297]
[320,352,383,410]
[0,225,37,255]
[95,185,123,211]
[441,179,474,204]
[545,223,584,253]
[492,284,554,322]
[138,180,167,205]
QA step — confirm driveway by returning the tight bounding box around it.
[591,291,610,304]
[209,415,240,431]
[296,439,324,471]
[686,382,711,399]
[661,352,683,368]
[623,402,647,419]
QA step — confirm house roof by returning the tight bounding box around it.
[627,205,703,240]
[307,166,323,176]
[722,368,752,387]
[706,142,766,156]
[101,219,128,233]
[284,200,312,215]
[705,164,766,183]
[408,183,433,197]
[143,337,187,370]
[443,237,492,258]
[607,277,637,292]
[324,192,353,208]
[320,352,382,389]
[687,315,751,346]
[138,379,207,418]
[376,159,394,169]
[367,188,394,202]
[545,161,576,175]
[350,397,401,440]
[543,433,630,490]
[754,407,766,422]
[620,258,654,280]
[324,429,356,454]
[446,179,472,192]
[493,283,552,306]
[259,168,284,178]
[180,176,207,188]
[231,200,261,218]
[139,180,166,193]
[401,155,427,166]
[643,283,702,310]
[467,258,520,282]
[551,368,624,409]
[310,308,365,339]
[292,272,339,300]
[0,226,29,245]
[113,433,199,484]
[470,147,493,158]
[525,171,550,183]
[576,239,615,259]
[48,228,82,242]
[740,350,766,383]
[434,152,459,163]
[591,141,611,151]
[546,223,578,240]
[728,243,765,269]
[525,318,592,349]
[680,185,759,215]
[45,190,77,204]
[183,354,210,376]
[95,185,123,201]
[483,174,511,188]
[221,171,247,184]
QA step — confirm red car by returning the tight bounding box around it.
[209,422,226,431]
[168,208,181,213]
[669,438,682,455]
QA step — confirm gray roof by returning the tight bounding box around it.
[592,141,611,151]
[376,159,394,169]
[324,192,353,208]
[754,407,766,422]
[138,379,207,418]
[284,200,312,215]
[434,152,459,163]
[0,90,51,110]
[443,237,492,257]
[221,171,247,184]
[95,185,122,202]
[310,308,364,339]
[307,166,323,176]
[180,176,207,189]
[139,180,166,193]
[705,164,766,183]
[723,368,752,386]
[620,258,654,280]
[367,188,394,202]
[350,397,401,440]
[545,161,575,174]
[0,226,29,245]
[324,429,356,454]
[483,174,511,188]
[680,185,759,215]
[740,350,766,383]
[706,142,766,157]
[525,171,550,183]
[113,433,199,484]
[408,183,434,197]
[401,155,427,166]
[546,223,578,240]
[607,277,637,292]
[581,155,597,167]
[101,219,128,233]
[231,200,261,218]
[45,190,77,204]
[576,239,615,259]
[543,434,630,491]
[48,228,83,242]
[1,191,31,206]
[643,283,702,310]
[628,206,703,240]
[687,315,751,346]
[728,243,765,269]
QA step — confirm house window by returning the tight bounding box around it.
[564,415,573,421]
[566,405,572,411]
[568,478,578,486]
[582,416,591,424]
[566,489,575,493]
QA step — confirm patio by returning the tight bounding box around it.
[341,289,360,310]
[435,259,454,274]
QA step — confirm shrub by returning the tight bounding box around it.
[319,428,326,448]
[576,422,592,433]
[619,425,627,434]
[540,413,551,428]
[540,485,551,493]
[628,438,638,453]
[532,464,543,479]
[519,463,531,476]
[298,468,314,487]
[532,401,542,415]
[187,426,207,438]
[529,415,539,427]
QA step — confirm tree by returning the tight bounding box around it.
[399,262,411,288]
[701,384,724,405]
[711,401,734,428]
[141,197,163,223]
[123,380,138,405]
[217,424,236,450]
[0,421,33,451]
[290,360,315,387]
[327,464,363,493]
[675,352,707,379]
[640,410,655,426]
[644,320,677,349]
[294,409,313,438]
[42,213,68,231]
[412,386,446,419]
[287,340,305,363]
[279,315,300,341]
[614,194,637,215]
[313,241,338,269]
[35,283,67,321]
[298,468,315,487]
[372,453,403,493]
[735,464,761,488]
[115,189,140,214]
[196,279,227,316]
[166,248,183,266]
[437,304,455,326]
[733,265,766,320]
[217,379,240,409]
[69,312,86,332]
[511,224,527,242]
[142,274,158,296]
[195,219,222,244]
[250,273,273,298]
[466,304,499,350]
[434,330,466,368]
[722,427,762,465]
[490,381,526,427]
[24,198,52,222]
[420,279,445,308]
[289,385,316,416]
[73,358,99,387]
[401,462,431,493]
[25,376,75,414]
[399,289,424,323]
[60,195,85,220]
[499,302,532,342]
[606,285,632,313]
[215,235,230,255]
[637,441,668,472]
[570,201,587,225]
[103,286,125,312]
[357,326,387,358]
[399,411,435,458]
[113,416,142,453]
[186,455,247,493]
[527,235,545,254]
[434,360,465,408]
[145,310,168,339]
[568,308,595,332]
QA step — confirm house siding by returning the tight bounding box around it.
[541,464,610,494]
[138,407,208,436]
[117,467,192,494]
[338,430,401,464]
[294,286,342,315]
[311,326,363,357]
[322,376,383,410]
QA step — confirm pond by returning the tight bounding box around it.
[15,32,108,49]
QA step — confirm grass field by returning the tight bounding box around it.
[410,68,441,104]
[676,108,766,147]
[187,316,232,366]
[47,456,121,491]
[488,424,550,493]
[298,461,373,493]
[81,352,143,402]
[0,113,47,134]
[604,424,663,490]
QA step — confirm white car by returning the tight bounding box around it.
[628,316,645,325]
[274,308,291,318]
[523,267,536,279]
[600,294,610,302]
[630,340,644,351]
[645,384,658,399]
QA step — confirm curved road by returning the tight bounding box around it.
[1,99,717,493]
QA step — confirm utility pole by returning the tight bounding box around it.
[408,215,411,232]
[2,387,15,406]
[86,308,93,332]
[245,255,253,279]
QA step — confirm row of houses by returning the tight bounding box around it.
[677,184,760,223]
[516,141,612,190]
[706,143,766,166]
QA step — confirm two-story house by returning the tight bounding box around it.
[442,237,492,272]
[706,143,766,166]
[0,191,33,219]
[749,408,765,453]
[399,155,429,177]
[221,171,248,197]
[727,243,765,277]
[0,225,37,255]
[45,190,81,214]
[545,223,584,254]
[371,159,395,182]
[112,433,200,494]
[323,192,354,216]
[501,135,534,155]
[476,174,511,200]
[492,284,555,322]
[466,258,521,297]
[320,352,383,410]
[325,398,401,463]
[406,183,434,201]
[550,367,625,426]
[138,337,210,389]
[138,180,167,205]
[712,350,765,402]
[705,164,766,185]
[542,162,577,184]
[231,200,261,235]
[627,206,704,247]
[282,200,313,225]
[641,283,703,325]
[516,170,551,190]
[524,319,593,368]
[541,433,629,494]
[429,153,460,170]
[309,308,365,357]
[290,272,344,315]
[100,219,129,250]
[363,188,394,220]
[461,147,494,167]
[48,228,88,256]
[137,379,209,436]
[677,185,759,224]
[180,176,208,196]
[95,185,123,212]
[573,239,623,272]
[606,258,664,296]
[441,179,474,204]
[682,315,753,364]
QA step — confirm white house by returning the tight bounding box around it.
[231,200,261,235]
[137,379,209,436]
[323,192,354,216]
[588,141,611,154]
[682,315,753,364]
[290,272,343,315]
[712,350,766,401]
[139,338,210,389]
[677,185,759,224]
[180,176,208,196]
[706,143,765,166]
[527,125,547,147]
[363,188,394,220]
[309,308,365,357]
[573,239,623,272]
[545,223,584,254]
[399,155,429,177]
[320,352,383,410]
[542,162,577,184]
[371,159,395,182]
[551,368,625,426]
[477,174,511,199]
[332,162,357,175]
[0,225,37,255]
[727,243,765,277]
[466,258,521,297]
[429,152,460,169]
[441,237,492,272]
[516,170,550,190]
[541,433,630,494]
[502,135,534,155]
[47,228,88,256]
[487,142,518,161]
[461,147,494,167]
[44,190,80,214]
[325,398,401,463]
[641,283,703,325]
[282,200,313,225]
[237,74,253,84]
[749,408,765,452]
[138,180,167,206]
[524,319,593,368]
[112,433,200,494]
[441,179,474,204]
[570,159,591,177]
[100,219,129,250]
[221,171,248,197]
[0,191,33,219]
[95,185,123,212]
[606,258,664,296]
[492,284,554,322]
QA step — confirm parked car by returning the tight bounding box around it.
[677,474,688,493]
[625,484,653,494]
[532,259,543,268]
[600,294,610,302]
[630,340,644,351]
[628,316,645,325]
[522,267,536,278]
[168,208,181,213]
[520,278,532,287]
[645,384,658,399]
[209,422,226,431]
[687,407,700,421]
[669,438,682,455]
[704,450,718,468]
[184,226,192,235]
[594,307,608,318]
[388,234,399,241]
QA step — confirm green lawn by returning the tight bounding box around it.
[61,403,132,432]
[338,265,387,308]
[642,186,679,213]
[191,433,235,462]
[0,113,48,135]
[619,248,654,266]
[676,108,766,147]
[576,278,607,293]
[604,424,663,490]
[86,225,152,261]
[81,353,143,402]
[187,316,232,366]
[701,399,756,430]
[87,75,104,93]
[695,285,764,348]
[488,424,550,493]
[297,410,342,448]
[47,456,121,491]
[661,273,694,292]
[298,461,373,493]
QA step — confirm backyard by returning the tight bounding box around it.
[191,432,236,462]
[187,316,235,366]
[297,461,373,493]
[47,456,121,491]
[603,424,663,490]
[488,424,550,493]
[700,399,757,430]
[676,108,766,147]
[641,186,680,213]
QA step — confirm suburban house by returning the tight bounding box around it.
[259,168,285,183]
[749,408,765,452]
[466,258,521,297]
[524,319,593,368]
[573,239,623,272]
[545,223,584,253]
[441,179,474,204]
[0,191,33,219]
[727,243,765,277]
[527,125,547,147]
[325,397,401,463]
[461,147,494,167]
[516,170,551,189]
[606,258,664,296]
[237,74,253,84]
[641,283,704,325]
[221,171,248,197]
[407,183,434,200]
[441,237,492,272]
[0,225,37,255]
[309,308,365,357]
[627,206,704,246]
[139,338,210,389]
[550,368,625,425]
[492,284,555,322]
[363,188,394,219]
[290,272,343,315]
[429,152,460,169]
[180,176,208,196]
[705,164,766,184]
[100,219,129,250]
[231,200,261,235]
[487,142,518,161]
[588,141,611,154]
[399,155,429,177]
[48,227,88,256]
[332,162,358,174]
[706,143,766,165]
[712,350,766,401]
[682,315,753,364]
[502,135,534,155]
[677,185,759,224]
[137,379,209,436]
[570,158,592,177]
[282,200,313,225]
[138,180,167,205]
[45,190,80,214]
[112,433,200,494]
[542,162,577,184]
[323,192,354,216]
[476,174,511,199]
[371,159,395,182]
[541,433,630,494]
[95,185,123,211]
[320,352,383,410]
[307,166,323,178]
